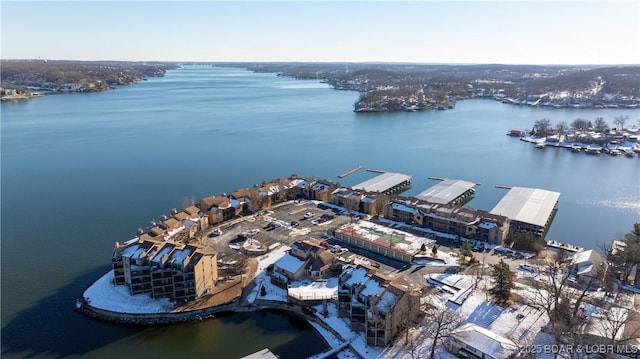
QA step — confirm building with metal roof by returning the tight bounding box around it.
[448,323,519,359]
[490,186,560,237]
[415,178,476,205]
[352,172,412,195]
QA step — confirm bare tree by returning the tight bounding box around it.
[555,121,569,134]
[588,293,640,346]
[594,117,609,132]
[571,118,593,131]
[613,115,629,131]
[424,304,463,359]
[533,118,553,136]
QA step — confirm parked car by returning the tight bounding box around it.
[302,212,314,219]
[290,221,299,227]
[247,228,260,236]
[208,228,223,237]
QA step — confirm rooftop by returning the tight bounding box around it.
[489,186,560,228]
[352,172,411,193]
[451,323,519,359]
[335,220,430,256]
[415,178,476,204]
[274,253,306,274]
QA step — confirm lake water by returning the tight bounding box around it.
[1,65,639,358]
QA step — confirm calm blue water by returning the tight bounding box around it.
[1,66,639,358]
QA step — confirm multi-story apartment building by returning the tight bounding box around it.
[384,197,510,244]
[112,206,218,304]
[337,264,420,346]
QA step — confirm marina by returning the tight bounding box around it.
[2,66,639,359]
[517,130,640,157]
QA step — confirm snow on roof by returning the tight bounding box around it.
[274,253,306,274]
[120,244,144,259]
[490,187,560,228]
[391,202,416,214]
[82,270,173,314]
[288,277,338,301]
[373,289,399,315]
[415,179,476,204]
[336,220,428,255]
[452,323,519,359]
[352,172,411,193]
[311,182,330,191]
[151,244,174,263]
[240,348,279,359]
[341,266,369,287]
[478,221,496,229]
[571,249,595,265]
[361,279,384,297]
[290,178,307,188]
[171,246,194,266]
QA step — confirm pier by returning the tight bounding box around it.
[546,240,583,253]
[338,165,363,178]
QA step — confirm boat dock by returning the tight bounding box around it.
[353,172,412,195]
[338,165,363,178]
[546,240,583,253]
[366,168,386,173]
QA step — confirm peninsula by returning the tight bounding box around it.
[0,60,178,99]
[77,172,640,358]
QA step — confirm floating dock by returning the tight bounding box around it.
[546,240,583,253]
[338,165,363,178]
[366,168,386,174]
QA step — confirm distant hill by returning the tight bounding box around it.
[228,62,640,112]
[1,60,179,95]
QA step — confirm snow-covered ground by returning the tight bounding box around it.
[311,302,384,359]
[82,270,174,314]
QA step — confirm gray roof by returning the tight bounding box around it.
[452,323,519,359]
[352,172,411,193]
[240,349,279,359]
[490,187,560,228]
[415,179,476,204]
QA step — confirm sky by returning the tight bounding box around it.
[1,1,639,65]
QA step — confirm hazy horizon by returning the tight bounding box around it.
[2,1,638,65]
[2,59,639,67]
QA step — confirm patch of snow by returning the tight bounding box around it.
[83,270,173,314]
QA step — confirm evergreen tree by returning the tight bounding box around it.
[459,241,473,264]
[489,259,515,305]
[431,244,438,257]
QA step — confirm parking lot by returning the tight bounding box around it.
[202,200,545,290]
[203,201,351,260]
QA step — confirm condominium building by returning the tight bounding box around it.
[337,265,420,346]
[112,206,218,303]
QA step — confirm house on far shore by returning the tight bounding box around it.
[448,323,519,359]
